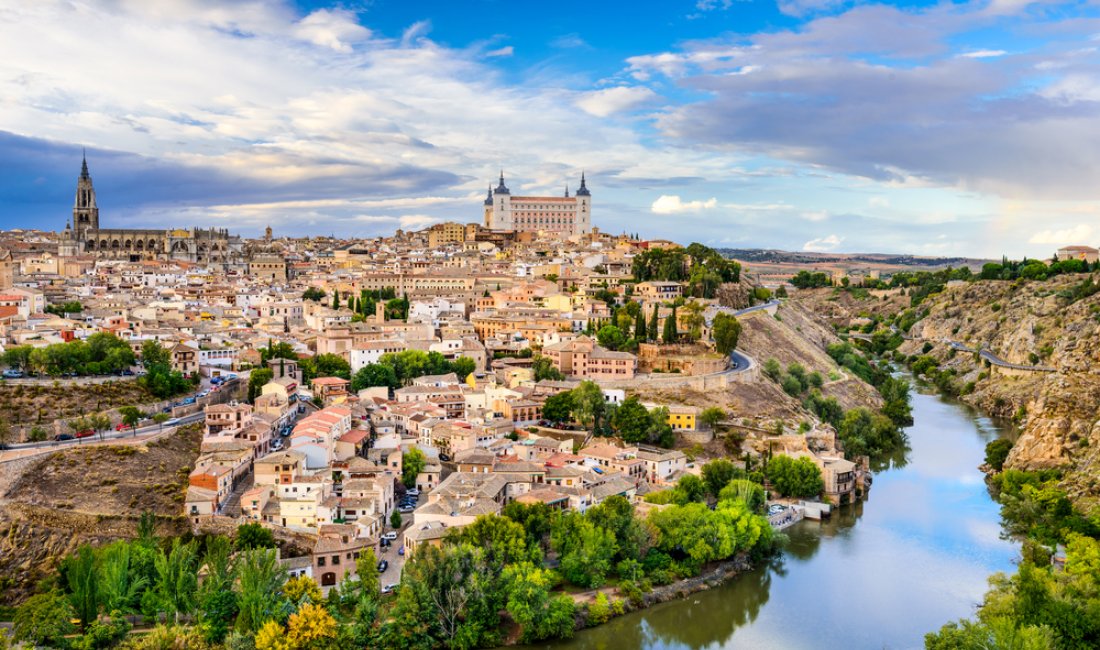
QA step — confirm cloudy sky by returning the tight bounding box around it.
[2,0,1100,258]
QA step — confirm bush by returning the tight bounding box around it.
[984,438,1014,472]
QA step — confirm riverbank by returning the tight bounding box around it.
[532,381,1017,649]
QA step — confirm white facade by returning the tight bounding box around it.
[483,172,592,236]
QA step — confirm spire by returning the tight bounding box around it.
[494,170,510,195]
[564,184,570,198]
[484,184,494,206]
[80,148,90,180]
[576,171,590,196]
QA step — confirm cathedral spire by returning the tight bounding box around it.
[80,148,89,180]
[576,171,590,196]
[564,184,570,198]
[494,170,510,195]
[484,184,494,206]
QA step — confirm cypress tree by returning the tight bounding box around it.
[662,306,678,344]
[331,291,339,310]
[648,304,659,341]
[635,309,647,341]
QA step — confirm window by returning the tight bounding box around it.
[332,555,340,565]
[318,557,326,567]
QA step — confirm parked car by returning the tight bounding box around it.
[115,423,130,431]
[381,531,398,541]
[382,583,398,594]
[377,560,388,573]
[406,488,420,497]
[163,418,181,427]
[271,440,283,451]
[121,369,135,376]
[74,429,94,439]
[55,433,74,441]
[2,369,24,379]
[398,505,415,513]
[380,538,391,548]
[181,397,196,405]
[398,546,405,556]
[439,453,451,462]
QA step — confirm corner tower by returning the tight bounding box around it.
[574,172,591,235]
[72,151,99,239]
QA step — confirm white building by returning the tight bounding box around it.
[483,172,592,236]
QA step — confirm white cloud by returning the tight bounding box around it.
[801,210,829,221]
[485,46,513,58]
[293,9,370,53]
[803,234,844,251]
[576,86,659,117]
[1028,224,1094,245]
[958,49,1007,58]
[401,20,431,46]
[651,195,718,214]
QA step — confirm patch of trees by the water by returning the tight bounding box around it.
[925,441,1100,650]
[8,489,775,650]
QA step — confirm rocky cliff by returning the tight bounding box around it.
[880,276,1100,510]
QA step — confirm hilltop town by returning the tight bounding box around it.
[0,160,889,642]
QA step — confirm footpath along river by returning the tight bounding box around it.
[530,383,1019,650]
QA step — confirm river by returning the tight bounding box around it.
[530,383,1018,650]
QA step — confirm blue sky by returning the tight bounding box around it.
[3,0,1100,257]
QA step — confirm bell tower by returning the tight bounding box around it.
[72,150,99,239]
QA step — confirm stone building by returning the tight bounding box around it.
[58,154,244,266]
[483,172,592,236]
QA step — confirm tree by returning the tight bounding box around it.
[502,562,575,643]
[402,447,426,489]
[283,576,323,608]
[237,522,276,550]
[596,325,626,351]
[119,406,142,434]
[985,438,1014,472]
[13,591,75,648]
[236,548,288,634]
[571,380,606,434]
[532,356,564,382]
[677,474,708,503]
[197,537,238,644]
[541,391,574,424]
[390,510,402,530]
[611,396,653,444]
[701,459,741,497]
[152,412,170,431]
[450,356,476,381]
[284,602,339,649]
[634,309,647,341]
[152,539,199,623]
[331,291,340,310]
[683,300,706,342]
[260,341,298,364]
[647,304,659,341]
[302,287,326,302]
[662,306,678,344]
[99,541,148,615]
[248,368,274,403]
[711,313,742,355]
[301,353,350,383]
[699,407,726,430]
[552,513,617,588]
[64,544,100,630]
[351,363,399,393]
[502,502,554,550]
[766,455,824,498]
[719,479,766,514]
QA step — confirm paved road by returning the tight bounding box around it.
[729,350,754,374]
[977,347,1056,372]
[731,299,781,317]
[7,412,204,450]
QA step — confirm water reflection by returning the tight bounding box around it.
[531,378,1018,650]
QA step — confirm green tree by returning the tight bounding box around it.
[402,447,426,489]
[502,502,554,550]
[197,536,238,644]
[701,459,741,497]
[235,548,288,634]
[571,380,607,434]
[451,515,537,573]
[260,341,298,364]
[99,541,148,615]
[248,368,275,403]
[301,353,350,383]
[634,309,647,341]
[64,544,101,630]
[119,406,142,434]
[13,591,75,648]
[596,325,626,351]
[152,539,199,623]
[236,522,276,550]
[711,313,742,355]
[532,356,564,381]
[152,412,170,431]
[985,438,1014,472]
[541,391,574,424]
[662,306,678,344]
[351,364,399,392]
[302,287,326,302]
[719,479,766,514]
[502,562,575,643]
[766,455,824,498]
[552,513,617,588]
[694,409,723,434]
[611,396,653,444]
[648,304,659,341]
[390,510,402,530]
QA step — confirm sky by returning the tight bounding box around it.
[2,0,1100,258]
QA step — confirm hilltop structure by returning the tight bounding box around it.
[482,171,592,236]
[59,153,243,266]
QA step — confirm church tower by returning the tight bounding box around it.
[72,151,99,239]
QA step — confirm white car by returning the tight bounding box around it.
[406,488,420,497]
[381,583,398,594]
[381,531,398,541]
[163,418,181,427]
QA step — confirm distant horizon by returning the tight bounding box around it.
[4,1,1100,258]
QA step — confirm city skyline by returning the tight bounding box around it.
[3,0,1100,257]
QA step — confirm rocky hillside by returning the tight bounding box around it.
[867,275,1100,511]
[0,425,200,604]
